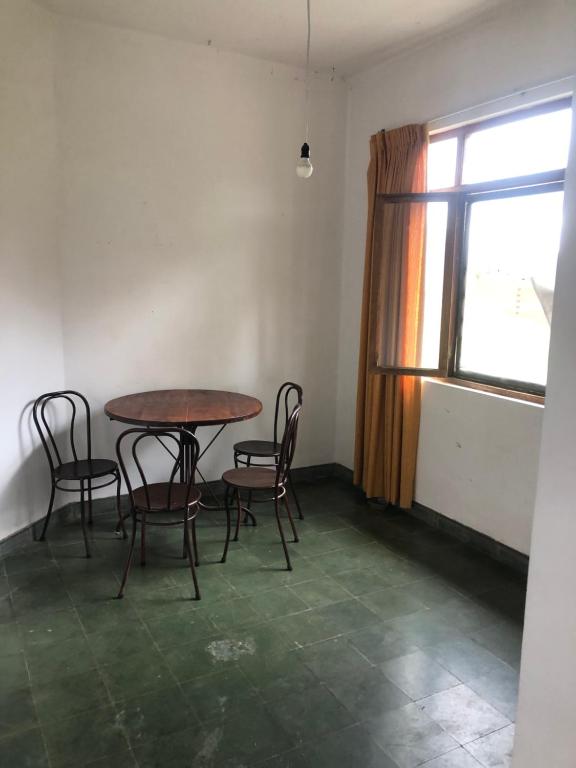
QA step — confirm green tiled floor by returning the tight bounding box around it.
[0,479,524,767]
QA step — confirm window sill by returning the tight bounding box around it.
[434,377,545,406]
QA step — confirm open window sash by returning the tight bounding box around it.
[368,192,461,377]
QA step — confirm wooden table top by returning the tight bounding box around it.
[104,389,262,427]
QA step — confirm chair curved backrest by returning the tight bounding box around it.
[276,403,302,488]
[33,390,92,473]
[116,427,200,512]
[273,382,303,448]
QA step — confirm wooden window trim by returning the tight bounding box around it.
[429,96,573,146]
[436,377,545,406]
[372,97,570,401]
[431,168,565,195]
[451,181,563,400]
[370,193,457,378]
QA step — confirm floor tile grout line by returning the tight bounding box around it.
[416,633,519,679]
[365,629,521,725]
[38,601,187,766]
[1,481,523,768]
[120,592,210,762]
[411,684,514,754]
[1,540,58,767]
[41,576,140,767]
[249,719,397,768]
[4,568,521,673]
[18,609,54,768]
[460,721,515,768]
[214,673,373,768]
[48,531,160,768]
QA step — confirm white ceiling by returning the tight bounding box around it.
[36,0,509,76]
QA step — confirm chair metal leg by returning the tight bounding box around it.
[233,489,242,542]
[182,504,200,562]
[245,456,253,520]
[283,493,299,543]
[39,483,56,541]
[184,515,201,600]
[221,486,232,563]
[88,479,93,526]
[79,480,91,558]
[115,473,127,539]
[288,472,303,520]
[192,516,199,567]
[244,508,257,527]
[117,515,137,598]
[274,495,292,571]
[140,511,146,566]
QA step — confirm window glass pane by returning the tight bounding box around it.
[374,201,447,372]
[421,202,448,367]
[462,107,572,184]
[428,137,458,190]
[458,190,564,387]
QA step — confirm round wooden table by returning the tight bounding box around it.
[104,389,262,428]
[105,389,262,510]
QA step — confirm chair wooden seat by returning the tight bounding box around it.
[222,467,277,490]
[55,458,118,481]
[132,483,201,512]
[233,439,279,458]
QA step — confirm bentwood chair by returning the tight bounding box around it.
[33,390,126,558]
[233,382,304,520]
[116,427,202,600]
[222,402,302,570]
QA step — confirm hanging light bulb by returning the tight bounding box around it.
[296,142,313,178]
[296,0,313,178]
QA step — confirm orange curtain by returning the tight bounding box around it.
[354,125,428,507]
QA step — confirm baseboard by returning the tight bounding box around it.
[0,516,53,557]
[410,501,529,575]
[291,463,341,483]
[0,462,342,556]
[329,463,528,575]
[1,462,529,576]
[331,463,354,484]
[322,464,530,574]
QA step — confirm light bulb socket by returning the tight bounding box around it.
[300,142,311,159]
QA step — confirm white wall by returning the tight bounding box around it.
[0,0,65,541]
[3,0,574,551]
[336,0,576,552]
[416,381,542,554]
[512,92,576,768]
[54,17,347,485]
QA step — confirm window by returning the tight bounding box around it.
[374,98,572,399]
